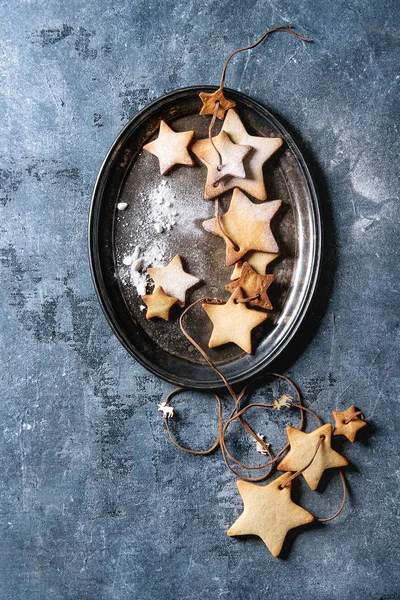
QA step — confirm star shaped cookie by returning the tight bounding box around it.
[226,262,274,310]
[202,188,281,266]
[332,405,367,443]
[147,255,200,307]
[278,424,348,491]
[199,88,236,120]
[143,120,194,175]
[191,130,251,187]
[227,473,314,557]
[199,109,283,200]
[230,251,279,280]
[202,287,268,354]
[142,286,178,320]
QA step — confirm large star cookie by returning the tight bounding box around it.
[142,286,178,320]
[191,130,251,187]
[278,424,348,491]
[199,109,283,200]
[147,255,200,307]
[202,188,281,266]
[332,405,367,443]
[202,287,268,354]
[226,262,274,310]
[227,473,314,557]
[143,120,194,175]
[199,88,236,120]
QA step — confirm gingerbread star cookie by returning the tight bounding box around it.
[143,120,194,175]
[199,88,236,120]
[142,286,178,320]
[278,424,348,491]
[332,405,367,443]
[231,251,279,280]
[147,255,200,307]
[199,109,283,200]
[202,188,281,266]
[202,287,268,354]
[227,473,314,557]
[226,262,274,310]
[191,130,251,187]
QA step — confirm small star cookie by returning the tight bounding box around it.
[191,130,251,188]
[142,286,178,320]
[147,255,200,307]
[199,88,236,120]
[143,120,194,175]
[226,262,274,310]
[227,473,314,557]
[200,109,283,201]
[278,424,349,491]
[332,405,367,443]
[230,251,279,280]
[202,188,281,266]
[202,287,268,354]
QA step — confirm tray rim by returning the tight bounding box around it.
[88,85,322,389]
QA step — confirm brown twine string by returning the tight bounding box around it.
[208,100,223,170]
[207,25,311,181]
[344,410,364,424]
[316,470,347,522]
[160,296,346,520]
[219,25,312,91]
[279,434,325,488]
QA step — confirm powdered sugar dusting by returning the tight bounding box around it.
[119,240,169,297]
[147,179,178,232]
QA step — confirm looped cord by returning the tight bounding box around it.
[344,410,364,424]
[160,298,347,520]
[159,26,348,520]
[208,100,223,169]
[219,25,312,90]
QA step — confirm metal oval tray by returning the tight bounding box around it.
[89,86,321,389]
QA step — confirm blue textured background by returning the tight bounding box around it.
[0,1,399,598]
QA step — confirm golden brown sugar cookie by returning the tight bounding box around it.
[226,262,274,310]
[143,120,195,175]
[278,424,349,491]
[199,88,236,120]
[147,255,200,307]
[227,473,315,557]
[230,251,279,280]
[200,109,283,201]
[202,287,268,354]
[202,188,281,266]
[142,286,178,321]
[332,405,367,443]
[191,130,251,187]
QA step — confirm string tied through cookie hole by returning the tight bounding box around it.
[344,410,364,424]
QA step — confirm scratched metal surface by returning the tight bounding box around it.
[90,87,320,387]
[0,1,399,599]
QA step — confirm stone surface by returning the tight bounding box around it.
[0,0,399,598]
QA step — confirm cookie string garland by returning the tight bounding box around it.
[130,24,369,556]
[161,300,347,523]
[207,25,312,173]
[205,25,311,250]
